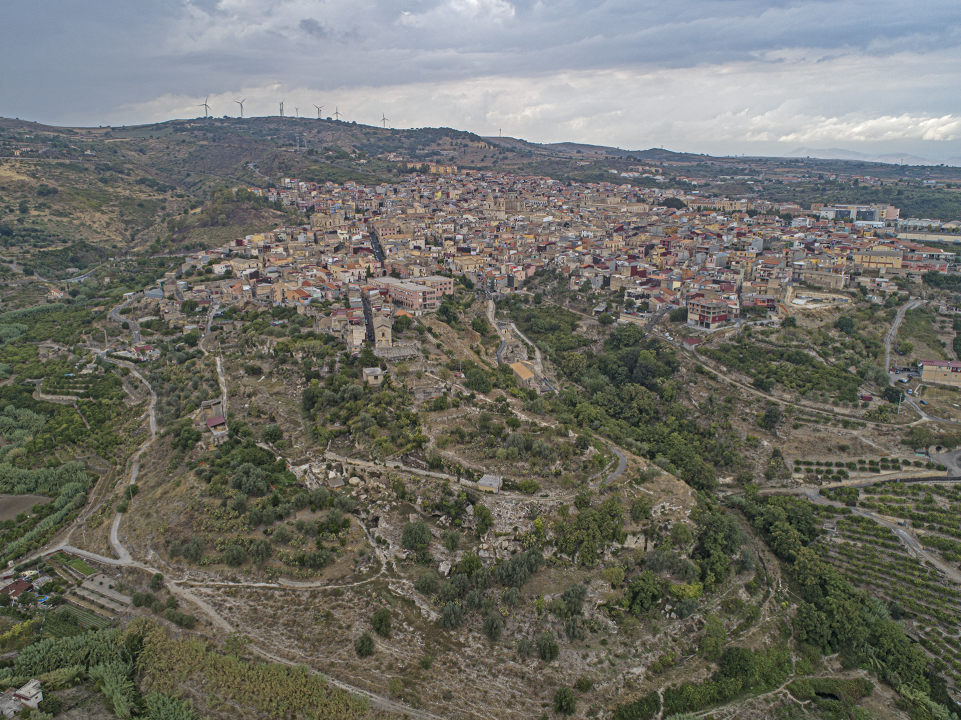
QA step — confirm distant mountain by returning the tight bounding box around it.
[482,136,694,162]
[782,147,947,166]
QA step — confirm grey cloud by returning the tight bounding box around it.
[299,18,329,38]
[1,0,960,159]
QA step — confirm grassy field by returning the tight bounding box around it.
[66,557,96,576]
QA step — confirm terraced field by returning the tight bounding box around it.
[822,512,961,685]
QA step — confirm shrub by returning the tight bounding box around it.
[415,572,439,595]
[371,608,391,638]
[517,638,534,659]
[440,602,463,629]
[164,608,197,628]
[441,530,461,552]
[401,520,432,551]
[611,691,661,720]
[483,612,503,641]
[554,687,576,715]
[150,573,164,592]
[574,676,593,693]
[465,589,482,611]
[224,544,247,567]
[355,631,375,657]
[537,631,559,662]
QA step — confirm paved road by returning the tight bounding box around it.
[66,266,101,284]
[598,444,627,487]
[107,298,141,344]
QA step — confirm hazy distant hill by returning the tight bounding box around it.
[783,146,948,166]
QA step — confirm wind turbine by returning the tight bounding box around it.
[333,107,341,120]
[295,107,299,118]
[381,114,389,128]
[279,100,285,118]
[198,96,211,117]
[235,98,246,118]
[314,104,323,119]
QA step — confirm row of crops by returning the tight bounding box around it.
[823,514,961,686]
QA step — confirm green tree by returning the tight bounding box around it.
[355,631,375,657]
[249,539,272,565]
[554,687,576,716]
[483,612,503,641]
[759,405,782,431]
[464,368,491,393]
[442,530,461,552]
[371,608,392,637]
[224,544,247,567]
[701,614,726,660]
[261,424,283,444]
[359,345,378,368]
[537,631,559,662]
[626,570,662,614]
[835,316,855,335]
[631,497,653,523]
[670,523,693,547]
[401,520,432,551]
[474,504,493,535]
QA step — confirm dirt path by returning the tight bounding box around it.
[885,299,922,373]
[763,486,961,585]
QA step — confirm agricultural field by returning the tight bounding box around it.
[822,512,961,687]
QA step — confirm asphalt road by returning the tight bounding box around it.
[107,298,141,344]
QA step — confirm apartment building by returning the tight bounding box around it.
[687,298,729,330]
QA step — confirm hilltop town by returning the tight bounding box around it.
[5,121,961,720]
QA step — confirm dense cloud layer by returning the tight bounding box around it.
[3,0,961,159]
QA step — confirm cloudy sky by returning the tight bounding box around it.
[4,0,961,161]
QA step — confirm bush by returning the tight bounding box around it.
[150,573,164,592]
[131,592,154,608]
[537,631,559,662]
[355,631,375,657]
[401,520,432,551]
[224,544,247,567]
[440,602,463,629]
[554,687,576,715]
[441,530,461,552]
[611,691,661,720]
[261,424,283,444]
[415,571,439,595]
[517,638,534,659]
[164,608,197,628]
[483,612,503,641]
[574,676,593,693]
[371,608,392,638]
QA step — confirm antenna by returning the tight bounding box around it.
[235,98,246,118]
[381,114,389,128]
[198,96,211,117]
[333,107,341,120]
[279,100,285,118]
[314,104,323,119]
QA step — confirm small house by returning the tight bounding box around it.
[362,367,385,386]
[478,474,503,493]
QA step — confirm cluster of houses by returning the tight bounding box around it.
[110,171,958,351]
